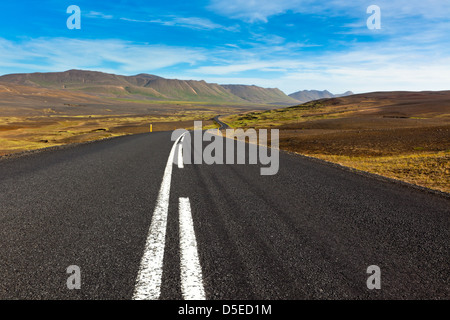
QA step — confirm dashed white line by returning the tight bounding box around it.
[133,132,185,300]
[179,197,206,300]
[177,143,184,169]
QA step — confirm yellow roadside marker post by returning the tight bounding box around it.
[150,124,153,133]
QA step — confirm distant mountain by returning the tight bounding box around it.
[0,70,158,87]
[0,70,293,104]
[289,90,353,103]
[0,70,355,105]
[289,90,334,102]
[142,78,244,103]
[335,91,354,97]
[222,85,299,105]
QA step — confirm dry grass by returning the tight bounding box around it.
[0,113,219,156]
[308,151,449,193]
[222,100,358,128]
[223,93,450,193]
[0,81,271,155]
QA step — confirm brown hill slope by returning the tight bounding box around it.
[0,70,300,104]
[142,78,245,102]
[223,84,299,105]
[0,82,108,107]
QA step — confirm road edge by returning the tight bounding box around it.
[285,150,450,200]
[0,132,143,162]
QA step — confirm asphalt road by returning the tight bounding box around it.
[213,116,230,130]
[0,131,448,300]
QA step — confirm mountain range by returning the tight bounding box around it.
[0,70,352,105]
[288,90,354,103]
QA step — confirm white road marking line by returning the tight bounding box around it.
[133,132,185,300]
[177,143,184,169]
[179,197,206,300]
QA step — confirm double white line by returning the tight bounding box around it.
[133,133,205,300]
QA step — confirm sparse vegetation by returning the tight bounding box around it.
[0,113,220,155]
[224,92,450,193]
[0,80,270,156]
[312,152,449,193]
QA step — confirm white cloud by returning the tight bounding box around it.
[193,60,304,75]
[149,16,239,31]
[378,0,450,19]
[85,11,114,20]
[120,15,239,32]
[0,38,205,75]
[208,0,450,23]
[250,33,285,45]
[119,17,149,23]
[187,38,450,93]
[1,27,449,94]
[208,0,307,23]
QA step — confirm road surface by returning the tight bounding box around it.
[213,116,230,130]
[0,131,448,299]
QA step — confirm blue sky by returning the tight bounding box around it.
[0,0,449,94]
